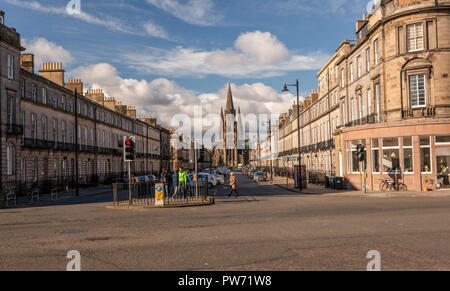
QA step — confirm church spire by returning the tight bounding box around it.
[225,82,235,114]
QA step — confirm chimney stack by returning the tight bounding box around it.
[20,53,34,73]
[65,78,84,94]
[39,62,65,87]
[126,106,137,119]
[85,88,105,104]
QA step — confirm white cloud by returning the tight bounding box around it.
[143,21,170,40]
[22,37,74,69]
[146,0,222,26]
[6,0,171,39]
[68,63,296,127]
[124,31,329,78]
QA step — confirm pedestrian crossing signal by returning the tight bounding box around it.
[124,136,136,162]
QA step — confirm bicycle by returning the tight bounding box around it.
[379,179,408,192]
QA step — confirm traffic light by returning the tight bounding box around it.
[357,144,366,162]
[124,136,136,162]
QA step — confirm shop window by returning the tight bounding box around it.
[349,140,364,174]
[382,138,400,173]
[403,137,414,174]
[372,139,380,173]
[420,136,432,173]
[435,136,450,145]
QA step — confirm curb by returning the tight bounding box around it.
[106,198,215,210]
[1,189,112,209]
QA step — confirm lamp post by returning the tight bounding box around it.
[74,89,80,197]
[282,80,303,191]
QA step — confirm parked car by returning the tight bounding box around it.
[214,174,225,185]
[249,170,258,179]
[254,172,267,182]
[200,171,224,185]
[198,173,218,188]
[145,175,157,182]
[215,168,229,177]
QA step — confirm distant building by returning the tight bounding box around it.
[212,83,248,167]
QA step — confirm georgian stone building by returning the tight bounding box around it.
[277,0,450,191]
[0,11,170,195]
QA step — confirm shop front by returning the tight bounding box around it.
[342,119,450,192]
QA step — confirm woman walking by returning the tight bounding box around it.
[228,172,239,197]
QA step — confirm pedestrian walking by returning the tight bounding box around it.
[172,170,179,198]
[228,172,239,197]
[178,168,187,198]
[161,168,169,198]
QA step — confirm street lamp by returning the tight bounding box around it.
[282,80,303,191]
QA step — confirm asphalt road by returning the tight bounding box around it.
[0,172,449,271]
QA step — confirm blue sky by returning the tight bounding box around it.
[3,0,369,125]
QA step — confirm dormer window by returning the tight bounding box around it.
[0,14,4,25]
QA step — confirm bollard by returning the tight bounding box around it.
[112,183,118,205]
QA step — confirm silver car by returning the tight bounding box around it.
[254,172,267,182]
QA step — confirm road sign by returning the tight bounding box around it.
[155,183,165,207]
[285,156,299,162]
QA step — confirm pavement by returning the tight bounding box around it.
[268,175,450,197]
[0,172,449,271]
[4,186,113,208]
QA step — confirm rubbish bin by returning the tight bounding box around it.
[334,177,344,190]
[329,176,337,189]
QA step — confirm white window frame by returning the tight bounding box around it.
[366,48,370,72]
[409,74,426,108]
[435,135,450,145]
[357,56,362,78]
[350,62,354,83]
[407,23,424,52]
[374,39,379,66]
[420,136,432,174]
[375,83,381,122]
[402,137,414,174]
[371,139,380,174]
[382,137,401,174]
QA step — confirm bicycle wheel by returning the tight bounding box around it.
[398,183,408,192]
[379,181,387,191]
[387,184,395,192]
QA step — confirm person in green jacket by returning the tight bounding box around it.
[178,168,187,198]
